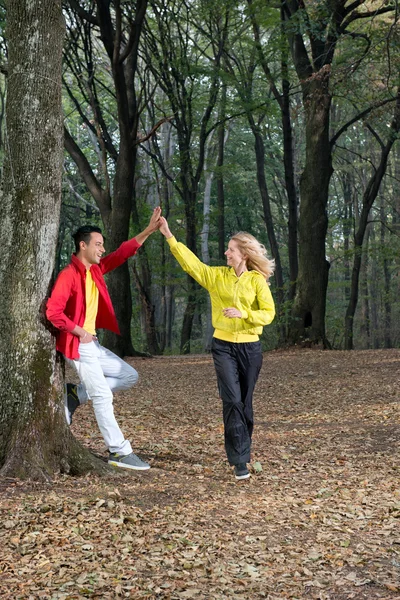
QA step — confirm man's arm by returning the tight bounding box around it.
[134,206,161,245]
[46,269,77,333]
[100,207,162,274]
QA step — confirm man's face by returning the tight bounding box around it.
[79,232,105,266]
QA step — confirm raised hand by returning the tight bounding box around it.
[159,216,173,239]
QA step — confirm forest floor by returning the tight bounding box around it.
[1,348,400,600]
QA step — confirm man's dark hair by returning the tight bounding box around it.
[72,225,102,253]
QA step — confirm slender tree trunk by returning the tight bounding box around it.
[0,0,106,480]
[280,21,298,300]
[342,173,353,304]
[180,188,198,354]
[369,226,379,348]
[201,133,216,352]
[217,84,227,261]
[248,117,285,342]
[380,194,392,348]
[359,226,371,349]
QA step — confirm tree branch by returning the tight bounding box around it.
[330,96,397,147]
[342,5,396,30]
[66,0,98,26]
[134,116,174,146]
[64,126,111,218]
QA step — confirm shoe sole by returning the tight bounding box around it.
[64,398,71,426]
[108,460,150,471]
[235,472,250,480]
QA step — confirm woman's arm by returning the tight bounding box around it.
[240,276,275,326]
[159,217,216,290]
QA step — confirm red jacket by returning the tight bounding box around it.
[46,237,141,359]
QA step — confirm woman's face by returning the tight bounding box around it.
[225,239,247,270]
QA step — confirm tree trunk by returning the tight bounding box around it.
[280,21,298,300]
[369,226,379,348]
[217,84,227,261]
[380,194,391,348]
[251,123,285,342]
[201,133,216,352]
[359,226,371,349]
[0,0,107,480]
[342,173,353,304]
[180,188,198,354]
[289,74,332,346]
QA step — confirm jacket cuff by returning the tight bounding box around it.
[166,236,178,248]
[241,309,249,320]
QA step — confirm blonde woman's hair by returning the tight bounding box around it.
[230,232,275,281]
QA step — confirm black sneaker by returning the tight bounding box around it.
[234,463,250,480]
[64,383,80,425]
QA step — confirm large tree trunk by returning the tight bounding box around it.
[289,74,332,346]
[0,0,107,480]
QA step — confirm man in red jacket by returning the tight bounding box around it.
[46,207,161,471]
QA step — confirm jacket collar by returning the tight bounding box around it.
[71,253,88,275]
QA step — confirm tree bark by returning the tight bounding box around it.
[289,72,333,346]
[0,0,107,480]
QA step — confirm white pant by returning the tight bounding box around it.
[68,340,138,455]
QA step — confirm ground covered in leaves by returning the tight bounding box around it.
[1,349,400,599]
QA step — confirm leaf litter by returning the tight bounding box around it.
[1,348,400,599]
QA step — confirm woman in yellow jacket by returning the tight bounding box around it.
[159,217,275,480]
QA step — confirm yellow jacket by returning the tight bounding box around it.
[167,236,275,342]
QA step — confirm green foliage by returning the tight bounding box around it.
[58,0,400,353]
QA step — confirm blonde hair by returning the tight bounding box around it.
[230,232,275,281]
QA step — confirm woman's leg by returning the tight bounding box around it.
[212,339,251,465]
[237,341,263,442]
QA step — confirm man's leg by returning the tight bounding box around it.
[71,341,133,455]
[96,343,139,392]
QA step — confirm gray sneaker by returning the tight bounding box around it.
[108,452,150,471]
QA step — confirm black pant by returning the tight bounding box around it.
[211,338,263,466]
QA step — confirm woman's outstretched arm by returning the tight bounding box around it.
[159,217,216,290]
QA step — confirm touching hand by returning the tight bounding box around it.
[159,217,173,238]
[223,307,242,319]
[148,206,162,232]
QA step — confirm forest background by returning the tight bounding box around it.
[1,0,398,358]
[0,12,399,598]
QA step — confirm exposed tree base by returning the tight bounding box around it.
[0,432,113,482]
